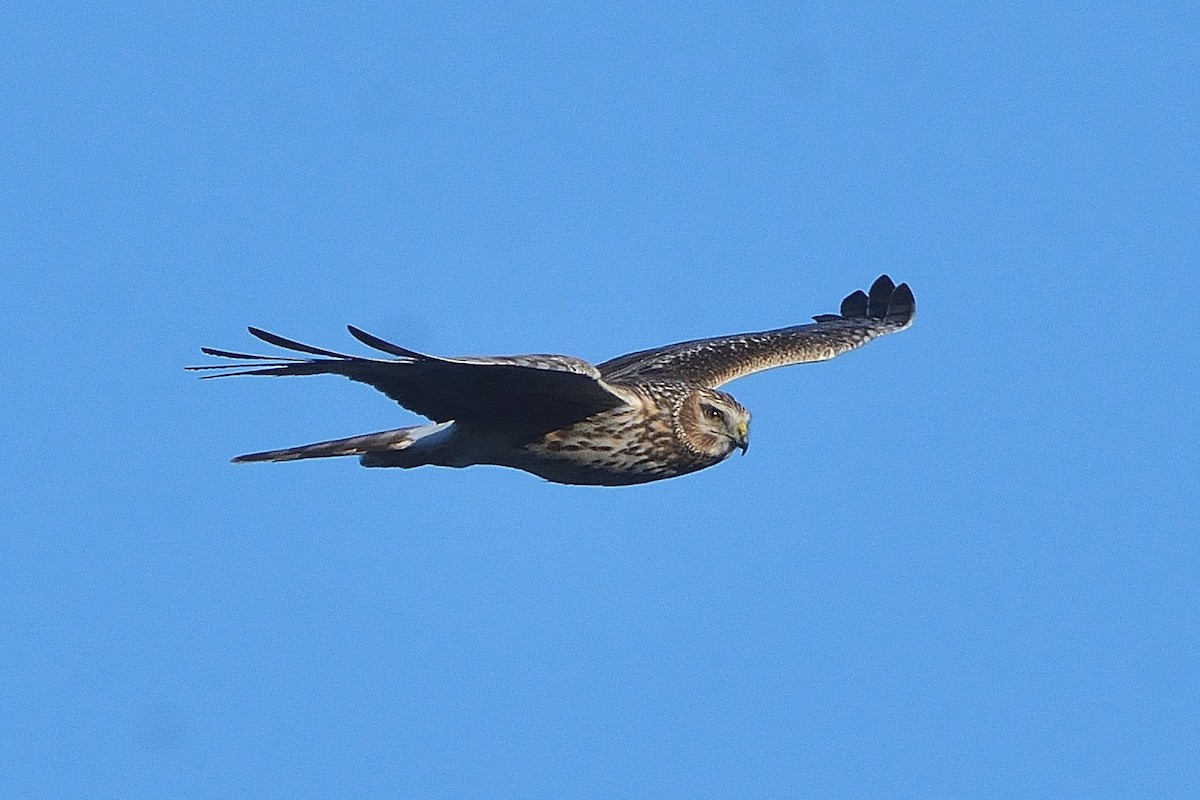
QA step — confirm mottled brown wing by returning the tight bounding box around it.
[598,275,914,388]
[188,326,628,431]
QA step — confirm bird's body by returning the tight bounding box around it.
[509,383,745,485]
[191,275,914,485]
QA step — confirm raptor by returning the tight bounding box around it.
[190,275,914,485]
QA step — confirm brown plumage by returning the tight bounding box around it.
[189,275,914,485]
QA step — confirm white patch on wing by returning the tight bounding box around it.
[408,420,456,449]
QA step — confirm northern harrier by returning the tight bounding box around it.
[191,275,914,485]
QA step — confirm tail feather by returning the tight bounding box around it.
[232,425,432,463]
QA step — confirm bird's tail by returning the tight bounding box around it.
[231,423,447,463]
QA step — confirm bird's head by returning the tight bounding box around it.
[678,388,751,460]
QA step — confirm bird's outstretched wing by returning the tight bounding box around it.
[189,326,629,431]
[598,275,914,387]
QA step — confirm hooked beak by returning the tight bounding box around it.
[734,421,749,455]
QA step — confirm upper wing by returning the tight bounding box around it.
[598,275,915,387]
[189,326,629,431]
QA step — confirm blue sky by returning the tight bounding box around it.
[3,2,1197,797]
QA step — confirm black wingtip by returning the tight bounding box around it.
[867,275,896,318]
[889,281,915,323]
[839,289,869,318]
[247,327,353,359]
[199,346,288,361]
[825,275,915,324]
[346,326,426,359]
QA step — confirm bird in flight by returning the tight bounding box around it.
[190,275,914,485]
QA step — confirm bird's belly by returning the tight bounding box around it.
[512,409,711,486]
